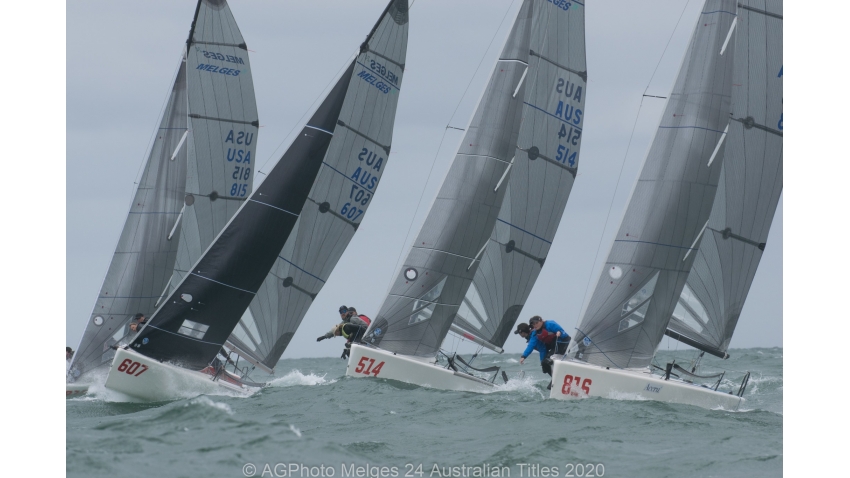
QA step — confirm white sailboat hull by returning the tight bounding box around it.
[346,344,495,392]
[104,347,258,401]
[66,383,89,398]
[548,358,744,410]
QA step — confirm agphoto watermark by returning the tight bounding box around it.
[241,463,605,478]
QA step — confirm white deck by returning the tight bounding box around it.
[548,358,744,410]
[104,347,258,401]
[346,344,495,393]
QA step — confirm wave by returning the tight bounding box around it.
[268,370,335,388]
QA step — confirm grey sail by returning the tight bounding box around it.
[71,61,189,375]
[169,0,259,299]
[571,0,736,369]
[227,0,410,370]
[666,0,783,357]
[363,0,533,357]
[69,0,257,377]
[454,0,587,348]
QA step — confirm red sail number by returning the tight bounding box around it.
[355,356,385,377]
[561,374,592,397]
[117,358,149,377]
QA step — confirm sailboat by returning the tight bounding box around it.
[550,0,782,410]
[72,0,410,401]
[347,0,587,392]
[67,0,259,397]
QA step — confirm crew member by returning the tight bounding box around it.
[129,313,147,332]
[519,316,571,376]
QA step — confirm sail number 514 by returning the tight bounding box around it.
[355,356,384,377]
[561,374,591,396]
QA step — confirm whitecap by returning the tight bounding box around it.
[268,370,335,388]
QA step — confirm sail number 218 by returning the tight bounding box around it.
[561,374,591,397]
[354,356,384,377]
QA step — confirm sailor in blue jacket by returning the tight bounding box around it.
[518,316,571,376]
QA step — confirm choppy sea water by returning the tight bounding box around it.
[66,347,782,478]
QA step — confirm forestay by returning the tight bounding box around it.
[363,0,533,357]
[666,0,783,357]
[571,0,736,369]
[169,0,259,300]
[70,62,189,376]
[228,0,410,370]
[454,0,587,348]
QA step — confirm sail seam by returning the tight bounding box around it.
[529,50,587,81]
[188,113,259,127]
[248,199,299,217]
[144,324,225,346]
[190,272,257,295]
[658,125,726,134]
[614,239,696,251]
[362,48,405,71]
[337,120,390,154]
[521,102,584,131]
[278,256,326,283]
[497,218,553,244]
[737,3,783,20]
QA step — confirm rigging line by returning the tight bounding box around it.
[571,0,692,334]
[642,0,693,97]
[383,0,519,296]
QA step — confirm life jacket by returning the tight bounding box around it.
[536,326,556,345]
[358,314,372,326]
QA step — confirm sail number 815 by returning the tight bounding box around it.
[354,356,384,376]
[561,374,591,396]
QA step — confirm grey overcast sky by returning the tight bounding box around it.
[65,0,783,360]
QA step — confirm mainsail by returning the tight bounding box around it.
[363,1,532,357]
[70,0,257,377]
[130,1,410,371]
[227,0,410,371]
[571,0,736,369]
[168,0,259,299]
[666,0,783,357]
[453,0,587,349]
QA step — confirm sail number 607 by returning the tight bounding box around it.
[117,358,149,377]
[355,356,384,377]
[561,374,591,396]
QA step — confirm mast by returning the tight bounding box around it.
[666,0,783,356]
[571,0,737,370]
[453,0,588,349]
[227,0,410,370]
